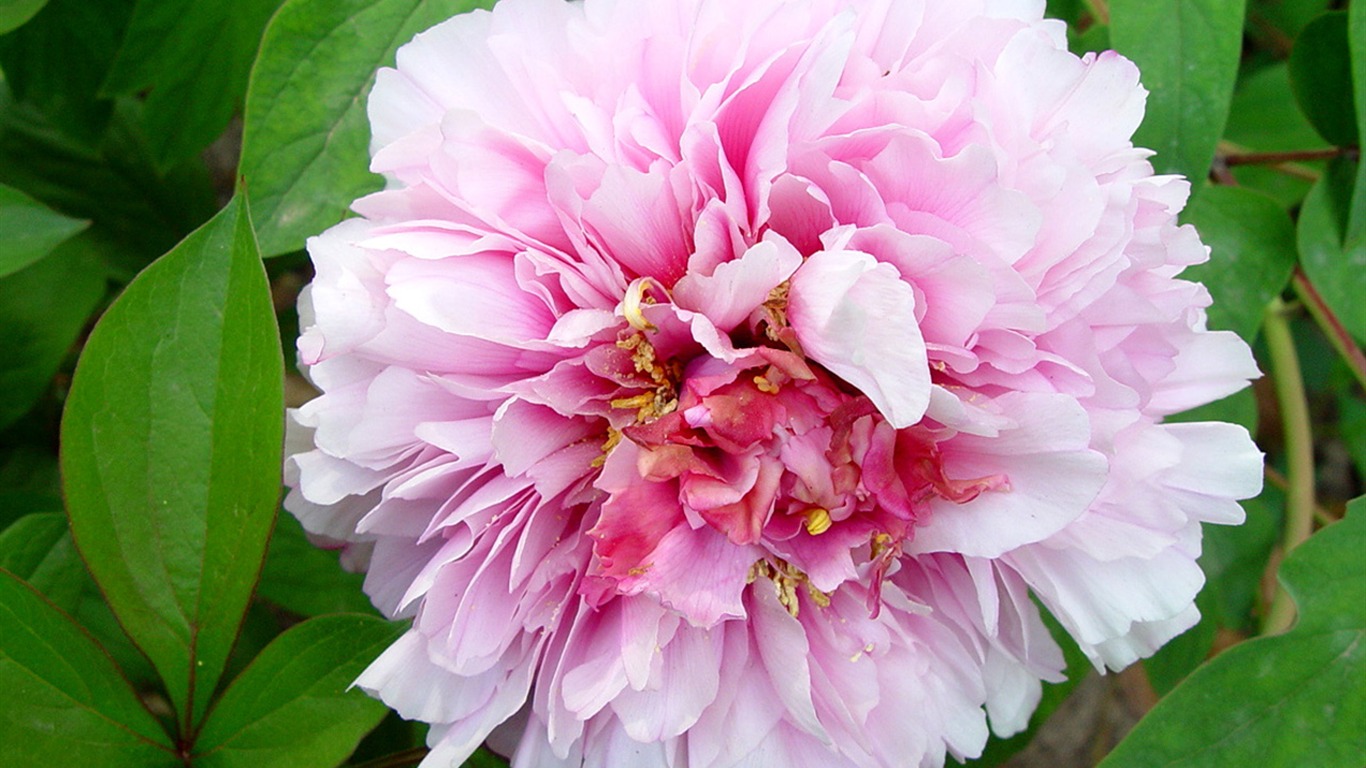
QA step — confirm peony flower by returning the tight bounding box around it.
[283,0,1264,765]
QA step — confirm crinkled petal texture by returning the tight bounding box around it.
[285,0,1263,765]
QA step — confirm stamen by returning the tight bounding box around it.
[612,333,680,423]
[623,277,663,332]
[748,557,831,618]
[803,507,833,535]
[590,428,623,468]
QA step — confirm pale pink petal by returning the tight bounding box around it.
[788,248,931,428]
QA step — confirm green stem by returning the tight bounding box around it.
[1292,268,1366,393]
[1261,298,1317,635]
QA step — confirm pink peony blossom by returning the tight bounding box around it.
[284,0,1263,765]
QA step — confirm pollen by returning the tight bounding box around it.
[590,428,623,468]
[753,374,780,394]
[803,507,833,535]
[748,556,831,618]
[613,333,680,423]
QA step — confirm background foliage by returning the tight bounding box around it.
[0,0,1362,766]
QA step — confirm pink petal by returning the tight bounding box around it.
[788,248,931,428]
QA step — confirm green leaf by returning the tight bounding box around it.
[100,0,282,167]
[1298,157,1366,343]
[1110,0,1247,183]
[239,0,493,257]
[0,0,135,145]
[193,614,402,768]
[1222,62,1326,208]
[0,0,47,35]
[1288,12,1356,148]
[0,512,85,612]
[60,196,285,734]
[1099,503,1366,768]
[1068,23,1110,56]
[0,88,219,275]
[1348,0,1366,243]
[1166,387,1258,433]
[1338,393,1366,481]
[0,512,164,689]
[0,570,177,766]
[1247,0,1329,41]
[462,747,511,767]
[0,182,88,278]
[258,511,376,618]
[1178,185,1297,342]
[1045,0,1083,24]
[0,235,108,430]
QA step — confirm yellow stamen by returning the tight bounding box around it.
[622,278,662,332]
[803,507,833,536]
[747,557,831,618]
[590,428,623,468]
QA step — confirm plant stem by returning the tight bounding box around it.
[1260,298,1317,635]
[1291,268,1366,393]
[1222,147,1352,166]
[1263,466,1338,525]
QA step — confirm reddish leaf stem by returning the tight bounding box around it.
[1222,147,1355,166]
[1291,268,1366,394]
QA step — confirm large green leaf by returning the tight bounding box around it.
[1348,0,1366,243]
[1110,0,1247,183]
[1299,157,1366,343]
[239,0,492,257]
[1178,186,1296,342]
[0,510,162,689]
[1246,0,1329,41]
[0,235,107,430]
[192,614,402,768]
[1222,63,1326,208]
[1288,12,1356,148]
[1100,504,1366,767]
[0,181,88,278]
[0,0,134,145]
[0,0,45,39]
[0,570,177,766]
[0,512,85,612]
[100,0,282,167]
[257,512,376,618]
[60,196,285,734]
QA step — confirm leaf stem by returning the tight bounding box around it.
[1222,147,1354,166]
[1291,268,1366,393]
[1260,298,1317,635]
